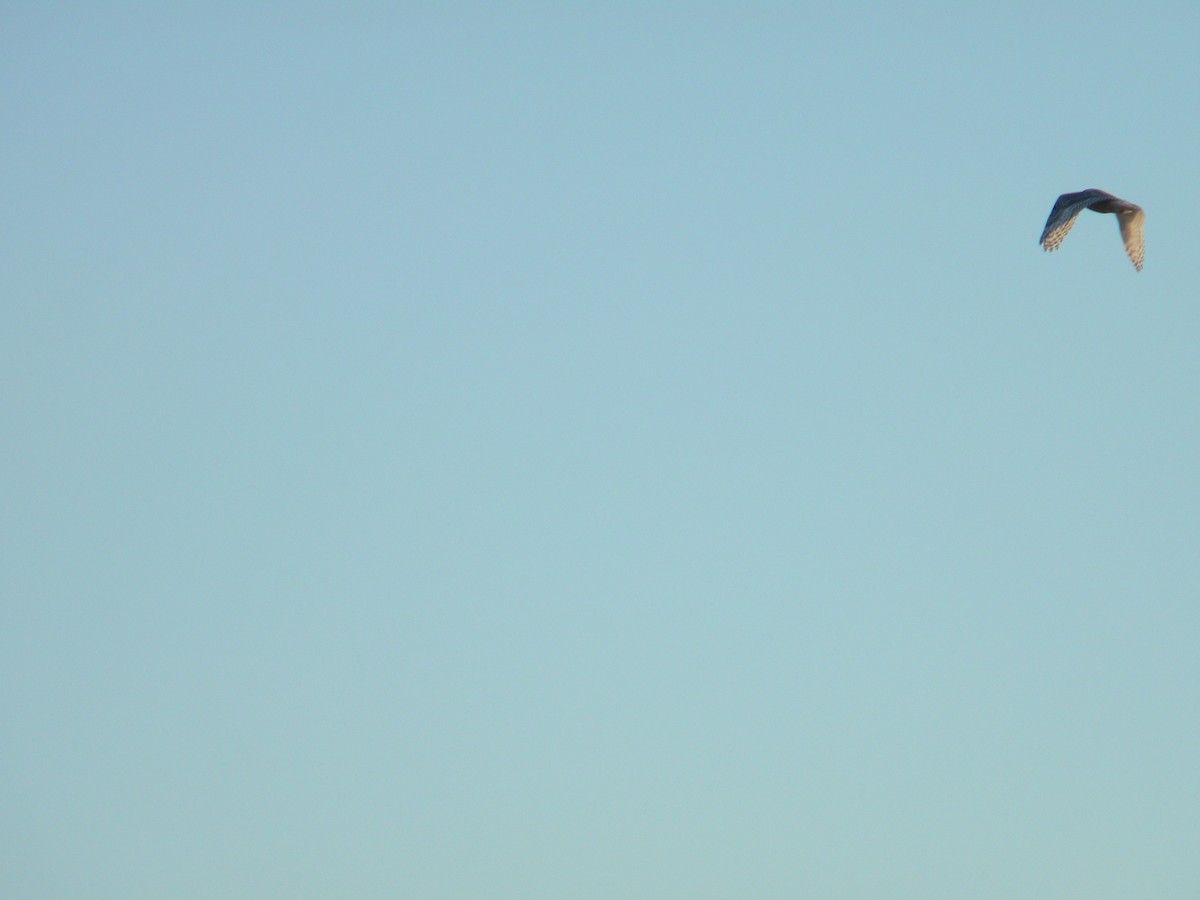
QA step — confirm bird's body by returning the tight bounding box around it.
[1039,189,1144,271]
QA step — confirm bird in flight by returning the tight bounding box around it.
[1039,189,1144,271]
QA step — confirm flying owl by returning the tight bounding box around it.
[1039,189,1144,271]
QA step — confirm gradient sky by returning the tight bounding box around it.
[4,3,1200,897]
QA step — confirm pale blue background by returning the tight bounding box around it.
[4,3,1199,897]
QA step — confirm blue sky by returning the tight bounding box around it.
[4,3,1200,897]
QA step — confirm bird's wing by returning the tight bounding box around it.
[1038,191,1108,252]
[1118,207,1145,271]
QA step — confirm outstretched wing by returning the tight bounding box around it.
[1118,208,1145,271]
[1038,189,1112,253]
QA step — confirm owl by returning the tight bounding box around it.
[1039,189,1144,271]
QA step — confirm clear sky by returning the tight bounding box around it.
[4,3,1200,897]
